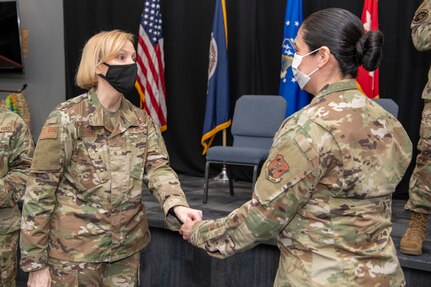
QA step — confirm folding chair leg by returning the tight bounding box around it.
[203,161,210,203]
[251,164,258,191]
[227,166,234,196]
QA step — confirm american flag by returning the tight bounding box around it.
[136,0,167,131]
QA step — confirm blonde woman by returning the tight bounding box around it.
[20,30,202,287]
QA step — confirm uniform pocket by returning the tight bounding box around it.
[126,128,147,203]
[49,259,79,287]
[0,231,18,286]
[68,140,109,203]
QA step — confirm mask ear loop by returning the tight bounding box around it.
[307,67,319,77]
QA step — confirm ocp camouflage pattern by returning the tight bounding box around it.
[0,109,33,287]
[412,0,431,100]
[0,231,19,286]
[406,0,431,213]
[47,251,139,286]
[0,108,34,233]
[406,100,431,213]
[20,92,189,272]
[190,80,412,287]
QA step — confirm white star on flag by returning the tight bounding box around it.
[363,10,371,31]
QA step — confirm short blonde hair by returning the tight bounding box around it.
[75,30,135,90]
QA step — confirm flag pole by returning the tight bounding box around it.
[213,129,229,181]
[205,0,230,181]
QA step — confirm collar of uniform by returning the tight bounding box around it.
[311,79,358,103]
[87,91,140,129]
[87,91,104,127]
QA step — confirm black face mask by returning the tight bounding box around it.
[98,62,137,95]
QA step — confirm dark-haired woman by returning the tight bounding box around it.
[180,8,412,286]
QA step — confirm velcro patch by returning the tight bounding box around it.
[413,9,429,24]
[266,154,289,183]
[40,126,58,139]
[80,126,96,138]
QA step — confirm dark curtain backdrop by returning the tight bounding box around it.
[63,0,430,198]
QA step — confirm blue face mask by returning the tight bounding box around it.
[291,48,320,89]
[98,62,137,95]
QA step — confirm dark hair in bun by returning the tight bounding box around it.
[302,8,384,78]
[355,31,384,71]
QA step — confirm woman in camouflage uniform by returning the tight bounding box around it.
[400,0,431,256]
[180,8,412,287]
[0,109,34,287]
[20,30,202,287]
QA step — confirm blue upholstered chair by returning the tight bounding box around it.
[203,95,287,203]
[372,98,399,118]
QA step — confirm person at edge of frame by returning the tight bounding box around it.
[400,0,431,256]
[0,108,34,287]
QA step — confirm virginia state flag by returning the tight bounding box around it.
[279,0,310,117]
[201,0,231,155]
[357,0,380,98]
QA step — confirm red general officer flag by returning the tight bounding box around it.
[357,0,380,98]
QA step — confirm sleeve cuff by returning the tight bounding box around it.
[163,197,189,230]
[190,220,206,246]
[20,255,48,273]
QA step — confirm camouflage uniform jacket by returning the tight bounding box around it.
[412,0,431,100]
[20,92,189,272]
[405,0,431,214]
[0,109,34,234]
[190,81,412,287]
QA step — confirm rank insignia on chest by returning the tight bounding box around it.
[266,154,289,183]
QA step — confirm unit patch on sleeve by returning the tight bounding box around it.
[266,154,289,183]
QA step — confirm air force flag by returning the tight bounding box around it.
[279,0,310,117]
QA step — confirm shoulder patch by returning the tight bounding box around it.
[40,126,58,139]
[266,154,289,183]
[413,9,429,24]
[46,117,58,124]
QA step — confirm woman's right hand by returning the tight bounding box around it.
[27,267,52,287]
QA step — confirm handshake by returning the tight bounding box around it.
[172,205,203,241]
